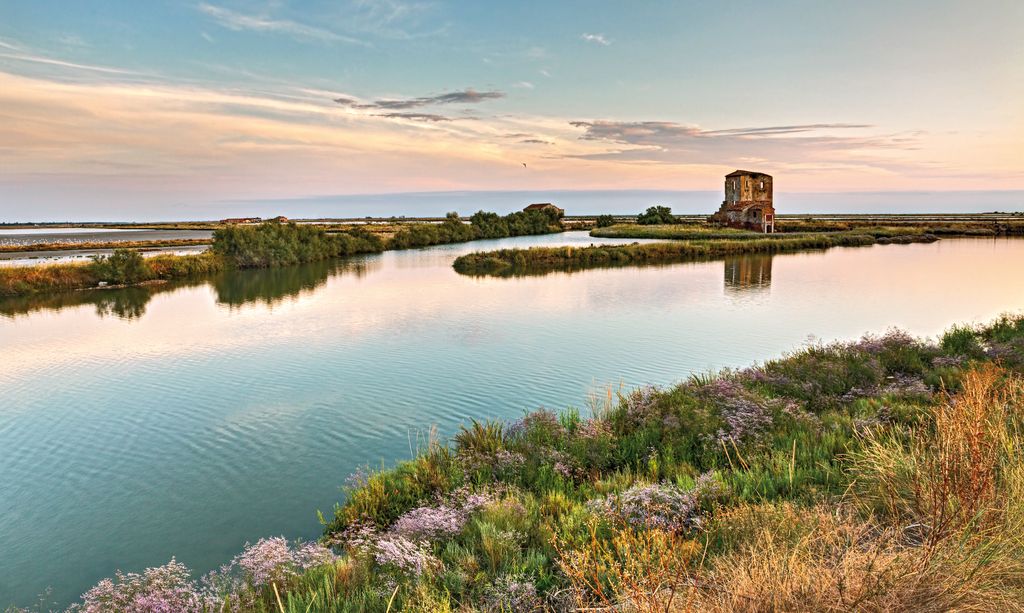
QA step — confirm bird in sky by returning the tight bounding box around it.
[522,163,527,168]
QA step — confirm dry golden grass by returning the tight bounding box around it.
[678,504,1023,612]
[0,261,96,296]
[662,366,1024,613]
[557,524,703,612]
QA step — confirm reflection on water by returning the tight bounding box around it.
[213,257,378,308]
[724,254,773,292]
[0,258,380,320]
[2,236,1024,609]
[0,252,776,320]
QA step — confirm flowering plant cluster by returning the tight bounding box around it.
[392,504,466,540]
[842,374,932,403]
[232,537,336,586]
[481,574,543,612]
[505,408,565,441]
[459,447,526,476]
[699,378,773,444]
[71,559,208,613]
[576,417,613,440]
[589,474,718,532]
[70,537,337,613]
[624,385,660,420]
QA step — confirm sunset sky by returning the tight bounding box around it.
[1,0,1021,220]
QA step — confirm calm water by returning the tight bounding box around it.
[2,234,1024,607]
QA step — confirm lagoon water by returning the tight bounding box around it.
[2,233,1024,607]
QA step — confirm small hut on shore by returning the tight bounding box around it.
[523,203,564,217]
[711,170,775,233]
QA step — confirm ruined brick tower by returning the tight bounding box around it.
[711,170,775,233]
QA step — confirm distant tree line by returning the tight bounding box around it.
[389,208,563,249]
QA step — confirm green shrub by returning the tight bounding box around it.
[90,248,149,284]
[595,215,616,228]
[636,205,679,225]
[941,324,984,358]
[212,223,382,268]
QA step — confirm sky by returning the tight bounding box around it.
[0,0,1022,220]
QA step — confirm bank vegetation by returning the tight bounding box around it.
[0,210,563,298]
[46,314,1024,612]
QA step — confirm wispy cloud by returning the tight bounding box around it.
[0,52,138,75]
[374,112,451,122]
[334,88,505,110]
[339,0,446,39]
[567,120,922,171]
[514,81,534,90]
[197,3,367,46]
[581,33,611,46]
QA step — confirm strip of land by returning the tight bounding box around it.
[591,219,1024,240]
[452,231,937,276]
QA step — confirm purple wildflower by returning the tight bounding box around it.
[624,385,660,419]
[880,374,931,398]
[576,418,612,439]
[392,505,466,541]
[233,537,337,586]
[345,464,371,489]
[234,537,293,585]
[482,575,543,612]
[932,355,965,368]
[589,477,716,533]
[506,408,564,440]
[71,559,207,613]
[373,534,437,576]
[700,379,773,444]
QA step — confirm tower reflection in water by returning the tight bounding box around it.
[723,253,773,292]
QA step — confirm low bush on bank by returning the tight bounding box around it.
[55,315,1024,612]
[89,249,147,284]
[453,232,935,276]
[636,206,680,225]
[211,223,383,268]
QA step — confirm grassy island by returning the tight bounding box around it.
[55,314,1024,612]
[453,232,937,277]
